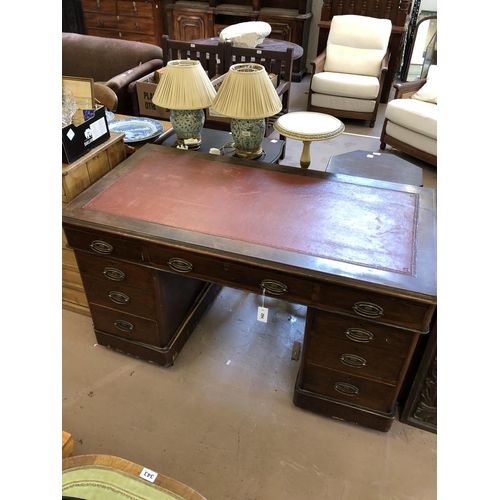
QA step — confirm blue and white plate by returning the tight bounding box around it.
[108,117,163,143]
[105,111,115,122]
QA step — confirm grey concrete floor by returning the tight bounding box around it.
[62,75,437,499]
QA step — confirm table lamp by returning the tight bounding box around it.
[152,60,216,147]
[211,63,282,159]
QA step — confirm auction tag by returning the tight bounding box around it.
[257,306,268,323]
[140,467,158,483]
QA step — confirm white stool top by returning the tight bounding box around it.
[274,112,344,141]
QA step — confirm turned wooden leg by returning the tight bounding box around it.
[300,141,311,168]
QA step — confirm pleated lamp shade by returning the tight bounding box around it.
[211,63,282,119]
[152,60,216,110]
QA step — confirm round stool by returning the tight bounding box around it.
[274,112,344,168]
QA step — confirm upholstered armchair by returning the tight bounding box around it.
[307,15,392,127]
[380,65,437,166]
[62,33,163,115]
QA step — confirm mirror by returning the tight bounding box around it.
[401,16,437,81]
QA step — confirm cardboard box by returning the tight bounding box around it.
[135,73,171,120]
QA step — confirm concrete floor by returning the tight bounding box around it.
[62,75,437,499]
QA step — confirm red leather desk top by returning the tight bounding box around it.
[85,150,418,276]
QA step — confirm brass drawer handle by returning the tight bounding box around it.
[90,240,113,255]
[334,382,359,396]
[99,19,103,26]
[168,258,193,273]
[133,1,137,13]
[103,267,125,281]
[352,301,384,318]
[96,0,100,9]
[135,21,139,29]
[345,328,374,343]
[109,291,130,305]
[114,319,134,331]
[340,354,367,368]
[260,279,288,295]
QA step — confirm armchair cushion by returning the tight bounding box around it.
[324,15,392,76]
[412,65,438,104]
[385,98,437,140]
[311,72,380,99]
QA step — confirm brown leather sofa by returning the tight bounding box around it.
[62,33,163,115]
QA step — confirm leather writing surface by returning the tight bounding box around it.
[85,152,418,275]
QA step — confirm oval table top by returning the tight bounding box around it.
[274,111,345,141]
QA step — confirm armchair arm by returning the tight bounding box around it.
[106,58,164,93]
[393,78,427,99]
[310,51,326,77]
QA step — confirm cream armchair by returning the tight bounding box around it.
[307,15,392,127]
[380,65,437,166]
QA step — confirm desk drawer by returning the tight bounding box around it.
[89,304,162,346]
[75,251,154,287]
[148,246,315,304]
[64,227,145,263]
[82,276,156,318]
[316,282,433,332]
[306,335,406,383]
[301,363,396,413]
[307,308,414,355]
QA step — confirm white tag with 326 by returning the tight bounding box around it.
[257,306,268,323]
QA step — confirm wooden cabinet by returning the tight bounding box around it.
[164,0,312,80]
[81,0,164,45]
[62,132,127,316]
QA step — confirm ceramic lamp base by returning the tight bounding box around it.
[231,118,265,159]
[170,109,205,146]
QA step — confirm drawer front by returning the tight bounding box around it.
[81,0,116,14]
[306,335,406,383]
[64,227,145,264]
[116,16,155,33]
[84,12,120,30]
[316,282,433,332]
[82,276,156,318]
[301,363,396,413]
[74,251,154,288]
[85,28,156,44]
[308,308,414,355]
[148,245,315,305]
[89,304,162,346]
[117,1,154,17]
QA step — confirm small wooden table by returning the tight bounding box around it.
[160,128,285,164]
[326,150,424,186]
[274,112,344,168]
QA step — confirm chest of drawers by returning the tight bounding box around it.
[62,145,437,431]
[81,0,164,45]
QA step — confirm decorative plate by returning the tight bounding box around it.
[108,117,163,143]
[105,111,115,122]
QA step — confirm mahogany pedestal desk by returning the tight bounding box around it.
[62,144,437,432]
